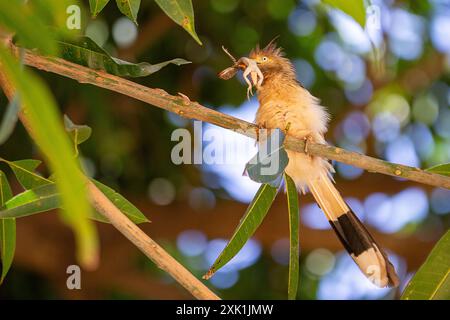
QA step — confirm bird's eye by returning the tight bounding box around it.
[262,56,268,62]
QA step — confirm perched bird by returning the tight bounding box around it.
[243,41,399,288]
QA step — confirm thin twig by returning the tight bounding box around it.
[14,45,450,190]
[0,61,220,300]
[86,181,220,300]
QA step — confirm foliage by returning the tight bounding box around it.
[204,183,278,279]
[245,128,289,186]
[58,36,190,77]
[402,230,450,300]
[285,174,299,300]
[0,171,14,283]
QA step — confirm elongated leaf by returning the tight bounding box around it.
[323,0,366,27]
[155,0,202,45]
[0,171,15,284]
[0,184,59,219]
[285,174,299,300]
[0,1,57,54]
[58,37,190,77]
[0,181,148,224]
[92,179,149,224]
[0,95,20,145]
[402,230,450,300]
[245,129,289,185]
[90,0,111,17]
[426,163,450,176]
[0,47,98,268]
[0,158,52,190]
[116,0,140,24]
[204,184,277,279]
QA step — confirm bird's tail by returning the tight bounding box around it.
[307,173,399,287]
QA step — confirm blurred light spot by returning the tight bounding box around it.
[302,203,330,230]
[372,112,400,142]
[112,17,138,48]
[85,19,109,47]
[165,110,189,127]
[288,9,317,36]
[342,111,370,144]
[337,162,364,180]
[147,178,176,205]
[294,59,315,88]
[431,188,450,215]
[185,38,212,63]
[345,197,365,221]
[336,54,366,86]
[430,13,450,54]
[434,108,450,138]
[386,135,420,167]
[388,9,425,60]
[177,230,208,257]
[305,248,335,276]
[210,270,239,289]
[204,238,262,272]
[232,24,260,52]
[188,187,216,211]
[405,123,435,160]
[210,0,239,13]
[317,251,402,299]
[366,188,428,233]
[345,79,373,106]
[412,94,439,125]
[267,0,295,20]
[192,66,215,87]
[314,39,345,71]
[202,100,259,203]
[329,9,371,54]
[270,238,290,265]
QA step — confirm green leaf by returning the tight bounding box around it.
[0,158,52,190]
[0,95,20,145]
[285,174,299,300]
[154,0,202,45]
[0,181,148,225]
[322,0,366,27]
[64,115,92,157]
[89,0,111,17]
[204,184,277,279]
[58,37,191,77]
[0,1,57,55]
[425,163,450,176]
[0,171,15,284]
[402,230,450,300]
[92,179,149,224]
[115,0,141,24]
[245,128,289,185]
[0,184,59,219]
[0,47,98,268]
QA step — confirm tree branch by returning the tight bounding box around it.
[16,45,450,190]
[0,60,220,300]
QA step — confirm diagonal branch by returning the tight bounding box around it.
[0,61,220,300]
[15,45,450,190]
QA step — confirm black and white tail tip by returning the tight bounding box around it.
[329,210,400,288]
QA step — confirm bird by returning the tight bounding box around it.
[243,40,399,288]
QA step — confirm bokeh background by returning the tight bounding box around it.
[1,0,450,299]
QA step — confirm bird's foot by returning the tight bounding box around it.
[303,135,313,155]
[284,122,291,135]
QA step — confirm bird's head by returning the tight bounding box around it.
[248,40,296,81]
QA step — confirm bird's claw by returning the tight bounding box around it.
[303,135,313,155]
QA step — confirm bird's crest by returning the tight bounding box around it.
[250,36,284,58]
